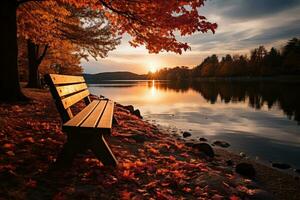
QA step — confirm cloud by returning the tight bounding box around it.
[202,0,300,19]
[82,0,300,73]
[188,1,300,53]
[241,19,300,45]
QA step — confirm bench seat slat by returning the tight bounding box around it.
[97,101,114,129]
[80,100,107,128]
[63,100,99,128]
[61,89,90,109]
[56,83,88,97]
[50,74,85,85]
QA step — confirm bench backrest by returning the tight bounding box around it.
[44,74,91,123]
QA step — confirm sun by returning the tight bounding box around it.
[147,60,159,73]
[149,66,157,73]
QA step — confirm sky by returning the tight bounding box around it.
[82,0,300,74]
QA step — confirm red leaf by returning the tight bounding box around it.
[26,179,37,188]
[230,195,240,200]
[120,190,131,200]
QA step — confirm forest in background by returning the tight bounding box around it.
[149,38,300,80]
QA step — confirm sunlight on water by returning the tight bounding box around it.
[150,80,156,97]
[89,80,300,168]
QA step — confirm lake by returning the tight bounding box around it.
[88,80,300,169]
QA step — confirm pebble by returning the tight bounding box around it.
[133,109,143,119]
[199,137,208,142]
[182,131,192,138]
[235,163,256,178]
[239,152,246,157]
[124,105,134,113]
[212,140,230,148]
[272,163,291,170]
[192,143,215,158]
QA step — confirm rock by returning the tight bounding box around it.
[124,105,134,113]
[239,152,246,157]
[235,163,256,178]
[226,160,234,166]
[182,131,192,138]
[212,140,230,148]
[272,163,291,170]
[133,109,143,119]
[192,143,215,158]
[199,137,208,142]
[99,95,106,99]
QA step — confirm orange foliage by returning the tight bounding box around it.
[17,1,120,59]
[100,0,217,53]
[18,0,216,55]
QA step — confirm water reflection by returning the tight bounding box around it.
[147,80,300,124]
[88,80,300,168]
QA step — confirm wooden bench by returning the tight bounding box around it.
[44,74,118,167]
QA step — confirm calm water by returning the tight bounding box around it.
[89,80,300,169]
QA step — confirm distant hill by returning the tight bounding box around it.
[83,71,148,83]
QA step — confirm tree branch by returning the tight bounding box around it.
[17,0,42,7]
[98,0,138,21]
[37,44,48,64]
[35,44,39,58]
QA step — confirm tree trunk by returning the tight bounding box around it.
[26,40,41,88]
[26,40,48,88]
[0,0,28,101]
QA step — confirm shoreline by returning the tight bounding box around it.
[0,88,299,199]
[152,124,300,199]
[84,75,300,84]
[145,117,300,176]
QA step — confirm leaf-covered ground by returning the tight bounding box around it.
[0,88,298,199]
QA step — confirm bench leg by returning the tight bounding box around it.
[55,138,86,168]
[90,134,118,167]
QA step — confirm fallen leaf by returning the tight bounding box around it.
[6,151,15,156]
[23,137,35,143]
[3,143,14,149]
[26,179,37,188]
[120,190,131,200]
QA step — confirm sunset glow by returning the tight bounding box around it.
[146,60,160,73]
[82,1,300,74]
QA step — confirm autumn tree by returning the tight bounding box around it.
[1,0,216,101]
[18,38,83,83]
[216,54,233,77]
[40,42,83,76]
[263,47,282,75]
[193,55,219,77]
[152,38,299,79]
[282,38,300,73]
[249,46,267,75]
[18,1,120,88]
[200,54,219,77]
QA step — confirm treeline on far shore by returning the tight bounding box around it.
[149,38,300,80]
